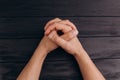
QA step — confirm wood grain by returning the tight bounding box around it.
[1,0,120,17]
[0,37,120,63]
[0,59,120,80]
[0,17,120,38]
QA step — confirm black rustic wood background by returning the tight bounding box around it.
[0,0,120,80]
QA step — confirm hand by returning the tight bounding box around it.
[39,18,78,54]
[44,18,77,35]
[47,23,84,56]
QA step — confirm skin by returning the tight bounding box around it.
[17,18,105,80]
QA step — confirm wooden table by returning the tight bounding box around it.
[0,0,120,80]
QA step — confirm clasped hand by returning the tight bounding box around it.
[39,18,84,56]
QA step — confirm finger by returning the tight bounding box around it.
[48,30,78,49]
[45,19,77,31]
[61,30,78,41]
[44,18,62,30]
[58,20,77,30]
[48,30,68,49]
[45,23,72,35]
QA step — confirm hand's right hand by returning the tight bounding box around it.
[47,27,85,56]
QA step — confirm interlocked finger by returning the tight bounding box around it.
[44,18,61,30]
[45,23,72,35]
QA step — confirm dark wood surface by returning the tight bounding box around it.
[1,0,120,17]
[0,17,120,38]
[0,0,120,80]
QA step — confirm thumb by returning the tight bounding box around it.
[61,30,78,41]
[48,30,68,49]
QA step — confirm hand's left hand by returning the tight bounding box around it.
[39,18,77,54]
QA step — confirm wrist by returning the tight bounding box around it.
[73,48,88,58]
[36,43,48,57]
[73,47,85,56]
[73,48,91,62]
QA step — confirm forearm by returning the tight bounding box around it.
[74,49,105,80]
[17,43,47,80]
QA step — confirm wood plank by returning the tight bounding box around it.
[0,37,120,62]
[0,59,120,80]
[1,0,120,17]
[94,59,120,80]
[0,17,120,38]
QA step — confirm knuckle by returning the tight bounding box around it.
[65,19,70,22]
[76,30,79,35]
[55,18,60,20]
